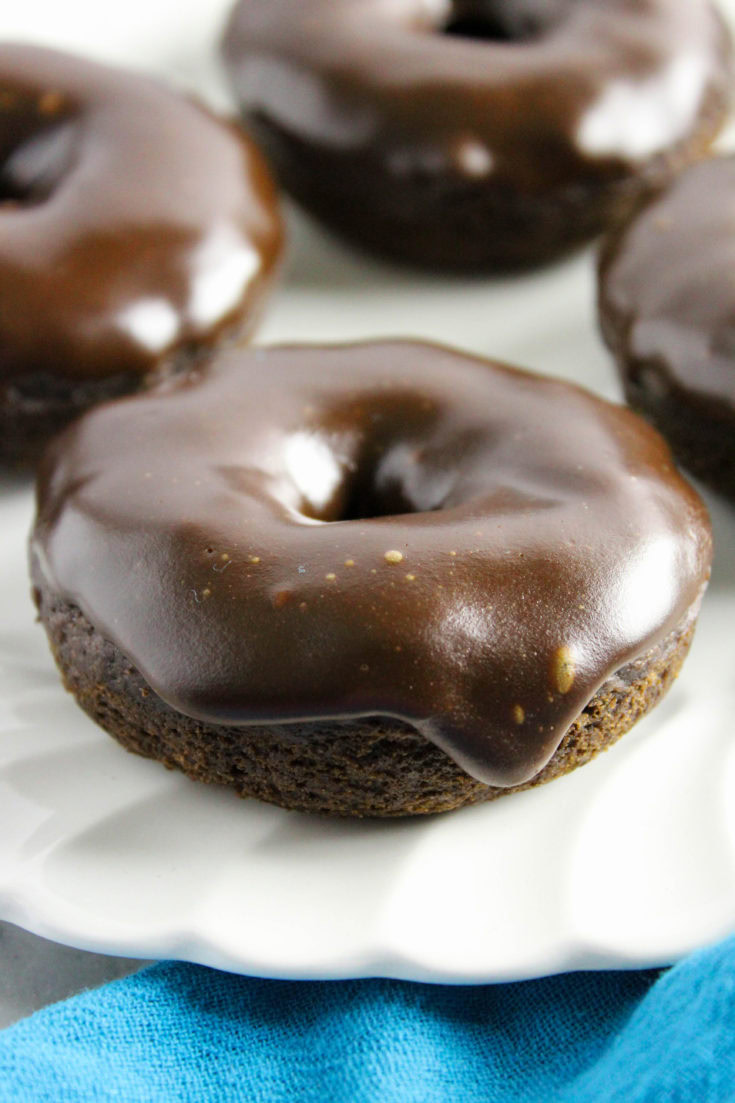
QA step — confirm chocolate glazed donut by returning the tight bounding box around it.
[221,0,732,272]
[0,43,283,466]
[31,342,712,817]
[599,156,735,501]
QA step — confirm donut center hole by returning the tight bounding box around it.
[441,0,567,41]
[285,430,448,522]
[443,9,513,41]
[285,399,466,522]
[336,477,421,522]
[0,114,77,207]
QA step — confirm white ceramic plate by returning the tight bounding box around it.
[1,0,735,983]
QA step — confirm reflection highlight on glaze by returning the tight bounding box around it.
[116,298,179,354]
[577,54,710,161]
[614,535,681,641]
[283,431,344,516]
[234,58,376,147]
[453,137,495,179]
[188,226,261,329]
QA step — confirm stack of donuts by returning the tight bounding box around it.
[3,0,733,816]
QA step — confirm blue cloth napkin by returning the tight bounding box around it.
[1,935,734,1103]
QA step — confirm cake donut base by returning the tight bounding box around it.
[35,584,697,818]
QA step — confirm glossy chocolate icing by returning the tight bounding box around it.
[0,43,283,387]
[31,342,712,788]
[600,155,735,418]
[222,0,731,269]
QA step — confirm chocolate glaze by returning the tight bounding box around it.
[31,342,712,788]
[221,0,732,269]
[0,43,283,387]
[600,155,735,421]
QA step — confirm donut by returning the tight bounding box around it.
[600,155,735,501]
[0,43,283,466]
[221,0,732,272]
[30,341,712,817]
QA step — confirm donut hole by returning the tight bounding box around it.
[443,6,514,42]
[337,439,465,522]
[0,118,78,206]
[284,398,469,523]
[336,470,427,522]
[442,0,570,42]
[294,453,442,523]
[286,432,452,523]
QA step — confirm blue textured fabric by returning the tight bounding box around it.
[1,936,735,1102]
